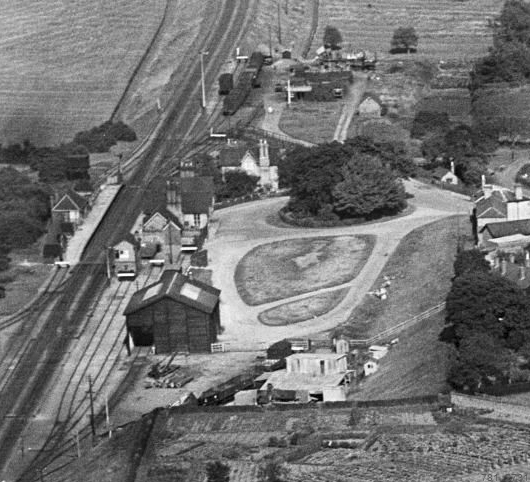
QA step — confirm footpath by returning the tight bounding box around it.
[64,184,123,264]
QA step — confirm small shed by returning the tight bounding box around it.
[267,339,293,360]
[123,270,221,353]
[112,234,140,279]
[52,189,89,226]
[433,164,459,185]
[358,94,384,117]
[363,358,379,376]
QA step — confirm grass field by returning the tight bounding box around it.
[416,89,472,124]
[279,101,344,144]
[311,0,500,60]
[339,215,467,339]
[258,288,349,326]
[235,235,375,306]
[0,0,165,145]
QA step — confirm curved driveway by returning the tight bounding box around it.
[206,180,471,348]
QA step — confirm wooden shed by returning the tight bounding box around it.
[123,270,221,353]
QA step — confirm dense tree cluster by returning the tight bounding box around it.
[280,137,410,220]
[216,170,259,200]
[73,120,136,153]
[440,249,530,391]
[470,0,530,91]
[0,168,51,271]
[323,25,343,48]
[390,27,419,54]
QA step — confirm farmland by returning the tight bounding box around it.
[0,0,166,146]
[310,0,500,61]
[235,235,375,305]
[416,89,472,124]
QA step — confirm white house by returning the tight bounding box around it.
[358,93,384,116]
[363,358,379,376]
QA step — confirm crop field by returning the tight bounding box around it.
[311,0,500,61]
[0,0,165,146]
[416,89,472,124]
[235,235,375,305]
[258,288,349,326]
[279,101,344,144]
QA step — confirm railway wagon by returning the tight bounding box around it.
[218,73,234,95]
[222,71,255,115]
[198,373,256,406]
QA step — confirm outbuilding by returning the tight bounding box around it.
[123,270,221,353]
[358,93,384,117]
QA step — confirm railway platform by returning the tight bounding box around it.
[64,184,123,265]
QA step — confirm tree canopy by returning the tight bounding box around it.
[390,27,419,53]
[323,25,343,48]
[216,170,259,200]
[281,138,409,220]
[206,461,230,482]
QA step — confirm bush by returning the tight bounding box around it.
[411,111,450,139]
[73,120,137,153]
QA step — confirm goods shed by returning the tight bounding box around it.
[123,270,221,353]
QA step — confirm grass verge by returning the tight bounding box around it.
[235,235,374,306]
[338,215,466,339]
[258,288,349,326]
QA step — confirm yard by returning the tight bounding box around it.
[278,102,344,144]
[0,0,166,146]
[258,288,349,326]
[339,215,468,339]
[235,235,375,306]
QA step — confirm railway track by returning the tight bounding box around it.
[0,1,255,480]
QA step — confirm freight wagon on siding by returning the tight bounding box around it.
[198,373,256,406]
[123,269,221,353]
[218,73,234,95]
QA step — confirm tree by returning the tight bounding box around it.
[323,25,342,48]
[332,155,407,219]
[453,249,490,278]
[216,170,259,200]
[258,460,287,482]
[390,26,419,54]
[411,111,450,139]
[206,461,230,482]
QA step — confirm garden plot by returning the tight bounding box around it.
[258,288,349,326]
[310,0,500,60]
[235,235,374,305]
[0,0,165,145]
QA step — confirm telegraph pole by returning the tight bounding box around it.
[268,24,273,57]
[199,51,209,109]
[88,375,95,438]
[277,1,282,45]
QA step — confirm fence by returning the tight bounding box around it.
[348,302,446,347]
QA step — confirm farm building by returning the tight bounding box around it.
[358,93,384,116]
[479,219,530,250]
[257,353,354,402]
[432,162,459,185]
[112,234,140,280]
[51,189,89,228]
[123,269,221,354]
[218,139,279,191]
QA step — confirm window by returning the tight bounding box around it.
[320,360,325,375]
[193,214,201,226]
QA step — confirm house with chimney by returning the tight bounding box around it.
[51,189,89,234]
[139,206,182,264]
[432,161,459,185]
[489,252,530,289]
[218,139,279,191]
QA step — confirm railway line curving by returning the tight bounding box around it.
[0,1,254,481]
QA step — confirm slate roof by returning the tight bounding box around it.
[218,143,281,168]
[360,92,383,106]
[481,219,530,238]
[144,205,183,230]
[52,189,88,212]
[180,177,214,214]
[123,269,220,315]
[114,233,140,249]
[475,191,508,218]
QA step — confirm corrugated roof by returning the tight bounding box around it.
[482,219,530,238]
[123,269,220,315]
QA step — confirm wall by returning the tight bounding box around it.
[507,200,530,221]
[286,355,347,375]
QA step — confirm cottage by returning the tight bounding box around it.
[358,93,384,116]
[258,353,354,402]
[51,189,89,228]
[479,219,530,250]
[112,234,140,280]
[123,270,221,354]
[141,206,182,264]
[218,139,279,191]
[363,358,379,376]
[432,162,459,185]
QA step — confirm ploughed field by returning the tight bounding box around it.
[0,0,165,145]
[311,0,500,60]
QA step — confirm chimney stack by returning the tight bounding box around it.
[501,258,507,276]
[481,174,486,188]
[259,139,270,167]
[520,265,526,281]
[510,252,516,264]
[515,183,523,201]
[525,250,530,268]
[483,184,493,199]
[450,161,455,175]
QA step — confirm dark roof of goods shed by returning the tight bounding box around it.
[123,269,220,315]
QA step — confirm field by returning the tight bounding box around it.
[235,235,375,305]
[279,101,344,144]
[310,0,500,61]
[45,403,530,482]
[416,89,472,124]
[258,288,349,326]
[339,215,468,339]
[0,0,166,146]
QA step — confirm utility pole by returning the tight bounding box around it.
[105,247,111,279]
[105,395,112,439]
[277,1,282,45]
[88,375,95,438]
[199,51,209,109]
[268,24,272,57]
[167,221,173,265]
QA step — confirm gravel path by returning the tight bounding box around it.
[205,180,470,348]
